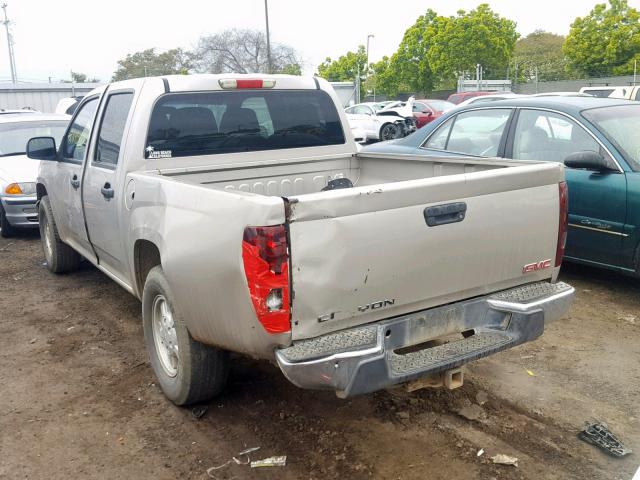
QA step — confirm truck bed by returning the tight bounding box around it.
[159,152,520,197]
[151,153,563,341]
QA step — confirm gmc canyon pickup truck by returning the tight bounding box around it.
[26,74,575,405]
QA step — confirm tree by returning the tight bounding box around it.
[384,10,444,95]
[112,48,194,81]
[514,30,571,82]
[61,71,100,83]
[563,0,640,77]
[316,45,367,82]
[193,29,301,74]
[427,4,518,81]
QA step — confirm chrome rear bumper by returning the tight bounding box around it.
[276,281,574,398]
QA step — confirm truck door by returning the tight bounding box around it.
[82,91,135,281]
[50,96,100,261]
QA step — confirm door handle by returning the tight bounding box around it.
[70,175,80,190]
[101,182,114,199]
[424,202,467,227]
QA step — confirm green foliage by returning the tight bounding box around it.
[563,0,640,77]
[61,71,100,83]
[427,4,518,81]
[278,63,302,75]
[513,30,571,82]
[112,48,194,81]
[386,10,442,95]
[316,45,367,82]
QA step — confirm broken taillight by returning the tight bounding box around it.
[242,225,290,334]
[555,181,568,267]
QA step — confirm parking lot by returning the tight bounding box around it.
[0,231,637,480]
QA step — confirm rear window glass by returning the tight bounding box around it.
[145,90,345,158]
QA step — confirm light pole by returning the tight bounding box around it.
[366,34,374,77]
[1,3,17,83]
[264,0,272,74]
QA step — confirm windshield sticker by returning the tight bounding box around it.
[145,146,172,159]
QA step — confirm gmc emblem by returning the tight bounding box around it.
[522,259,552,274]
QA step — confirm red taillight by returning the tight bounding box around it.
[236,79,264,89]
[242,225,290,334]
[219,78,276,89]
[555,181,568,267]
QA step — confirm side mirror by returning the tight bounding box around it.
[27,137,57,161]
[564,151,612,171]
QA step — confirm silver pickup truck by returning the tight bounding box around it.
[27,74,574,405]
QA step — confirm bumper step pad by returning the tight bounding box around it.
[389,331,512,376]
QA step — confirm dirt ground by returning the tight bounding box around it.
[1,232,638,480]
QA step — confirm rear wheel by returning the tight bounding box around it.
[39,195,81,273]
[0,204,16,238]
[380,123,400,141]
[142,266,229,405]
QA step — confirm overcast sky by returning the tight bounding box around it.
[1,0,639,83]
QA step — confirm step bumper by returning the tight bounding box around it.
[275,281,574,398]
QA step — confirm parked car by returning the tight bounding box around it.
[363,96,640,276]
[27,74,573,405]
[580,85,640,100]
[456,93,524,106]
[447,91,496,104]
[0,108,38,115]
[0,113,69,237]
[345,102,414,141]
[55,96,84,115]
[385,99,456,128]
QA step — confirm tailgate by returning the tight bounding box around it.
[287,162,563,340]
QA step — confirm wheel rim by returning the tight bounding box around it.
[43,215,54,265]
[152,295,179,377]
[382,125,396,140]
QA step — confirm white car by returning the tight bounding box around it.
[456,93,524,107]
[0,113,69,237]
[345,102,411,142]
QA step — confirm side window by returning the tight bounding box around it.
[431,109,511,156]
[353,105,372,115]
[513,110,599,163]
[62,98,99,161]
[635,89,640,101]
[95,93,134,166]
[423,116,454,150]
[345,107,355,114]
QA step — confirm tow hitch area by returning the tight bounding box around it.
[404,368,464,392]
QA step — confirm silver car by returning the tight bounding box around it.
[0,113,69,237]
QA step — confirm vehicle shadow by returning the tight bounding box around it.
[559,261,640,294]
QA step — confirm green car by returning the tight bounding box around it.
[362,96,640,276]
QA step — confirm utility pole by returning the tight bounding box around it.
[634,59,637,86]
[264,0,272,74]
[1,3,17,83]
[366,34,374,77]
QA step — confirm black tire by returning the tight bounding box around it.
[0,204,16,238]
[380,123,399,141]
[142,266,228,405]
[39,195,81,273]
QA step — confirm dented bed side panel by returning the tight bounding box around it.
[288,162,564,341]
[124,171,290,359]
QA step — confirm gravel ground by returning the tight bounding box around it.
[0,231,638,479]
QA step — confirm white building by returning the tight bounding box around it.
[0,82,102,113]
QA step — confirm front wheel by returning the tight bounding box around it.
[0,204,16,238]
[379,123,400,141]
[142,266,229,405]
[38,196,80,273]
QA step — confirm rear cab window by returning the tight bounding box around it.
[145,90,345,159]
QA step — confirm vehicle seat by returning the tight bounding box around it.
[218,107,267,149]
[170,107,218,138]
[148,106,176,142]
[517,126,551,160]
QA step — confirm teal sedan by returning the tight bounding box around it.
[362,96,640,275]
